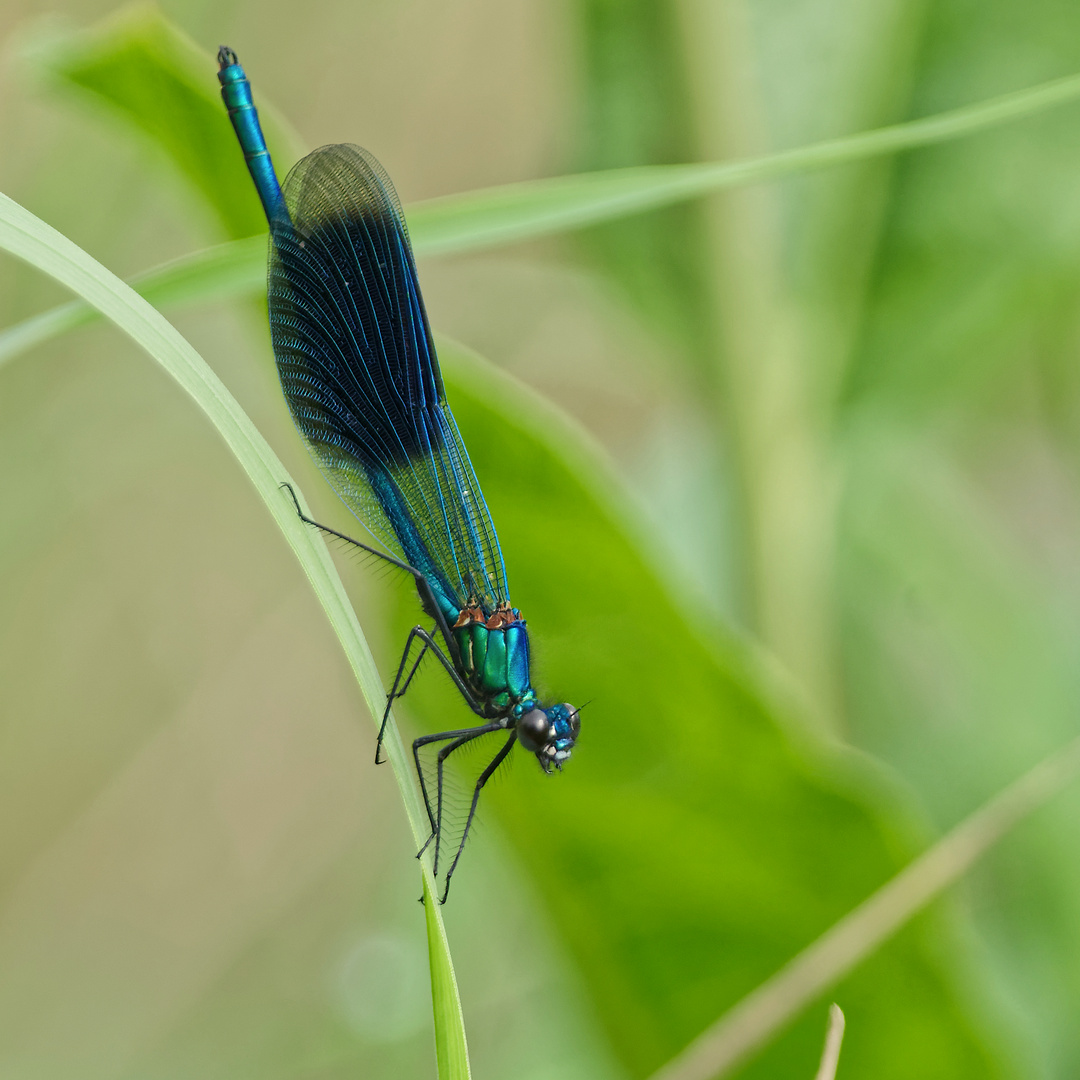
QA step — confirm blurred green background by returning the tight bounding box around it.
[3,0,1080,1078]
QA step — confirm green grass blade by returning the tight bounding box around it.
[813,1006,846,1080]
[423,870,472,1080]
[0,187,472,1080]
[5,68,1080,371]
[407,68,1080,254]
[0,235,266,368]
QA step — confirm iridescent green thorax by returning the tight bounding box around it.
[451,603,535,713]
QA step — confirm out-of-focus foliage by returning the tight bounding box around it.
[4,1,1080,1079]
[432,342,1004,1079]
[579,1,1080,1073]
[837,2,1080,1071]
[28,4,299,238]
[5,11,1008,1078]
[572,0,715,371]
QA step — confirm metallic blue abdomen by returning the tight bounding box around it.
[216,51,286,224]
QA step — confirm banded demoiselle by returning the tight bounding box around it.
[217,47,579,901]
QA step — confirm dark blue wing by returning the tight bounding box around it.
[266,143,509,615]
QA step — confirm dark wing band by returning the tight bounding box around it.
[267,143,509,613]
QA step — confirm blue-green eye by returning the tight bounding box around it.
[567,707,581,741]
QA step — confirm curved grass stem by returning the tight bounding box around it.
[0,188,471,1080]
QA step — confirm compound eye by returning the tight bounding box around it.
[565,705,580,740]
[517,708,551,753]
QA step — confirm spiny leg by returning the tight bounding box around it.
[394,628,436,700]
[433,725,505,870]
[280,483,415,574]
[412,726,478,846]
[279,485,486,758]
[412,721,502,855]
[439,732,517,903]
[378,624,434,763]
[433,729,492,875]
[379,626,486,764]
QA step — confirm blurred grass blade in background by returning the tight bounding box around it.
[812,1006,845,1080]
[25,4,302,238]
[0,236,264,368]
[0,186,472,1080]
[407,68,1080,255]
[8,60,1080,372]
[647,732,1080,1080]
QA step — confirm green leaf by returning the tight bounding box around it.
[398,339,1013,1079]
[840,423,1080,1071]
[0,187,471,1080]
[27,4,301,239]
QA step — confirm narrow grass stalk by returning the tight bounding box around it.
[4,69,1080,372]
[813,1005,845,1080]
[424,873,472,1080]
[0,189,471,1080]
[647,732,1080,1080]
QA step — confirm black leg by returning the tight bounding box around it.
[439,732,517,903]
[378,625,432,764]
[395,625,437,700]
[282,484,488,760]
[412,721,503,857]
[377,625,486,764]
[281,482,418,575]
[433,728,488,874]
[374,634,431,763]
[411,725,483,841]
